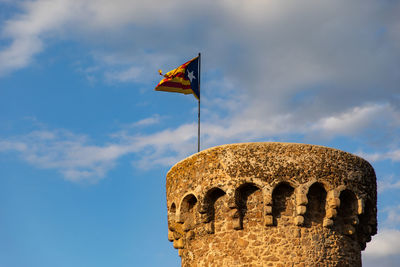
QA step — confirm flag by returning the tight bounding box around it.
[155,56,200,100]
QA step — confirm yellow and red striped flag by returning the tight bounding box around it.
[155,56,200,100]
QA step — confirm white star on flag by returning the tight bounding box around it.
[187,70,196,82]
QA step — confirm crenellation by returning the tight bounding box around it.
[166,142,377,266]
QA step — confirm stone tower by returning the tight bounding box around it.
[166,143,377,266]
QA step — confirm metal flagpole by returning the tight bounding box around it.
[198,52,201,152]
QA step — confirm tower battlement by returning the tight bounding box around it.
[166,143,377,266]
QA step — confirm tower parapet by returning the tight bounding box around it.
[166,143,377,266]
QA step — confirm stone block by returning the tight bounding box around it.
[264,215,274,226]
[173,231,182,240]
[326,208,337,219]
[327,189,339,199]
[265,205,273,214]
[173,239,184,249]
[201,213,211,223]
[328,198,340,208]
[295,215,304,226]
[183,221,191,232]
[168,223,175,231]
[296,194,308,205]
[323,218,334,228]
[228,198,236,209]
[199,204,208,214]
[233,219,242,230]
[205,222,214,234]
[186,230,195,240]
[168,230,174,242]
[264,195,273,205]
[237,238,249,248]
[296,205,307,215]
[230,209,240,219]
[358,199,364,215]
[176,214,184,223]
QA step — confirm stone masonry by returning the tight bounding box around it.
[166,143,377,266]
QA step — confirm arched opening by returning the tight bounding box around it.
[272,182,295,226]
[180,194,198,231]
[338,190,357,219]
[181,194,197,212]
[304,183,327,227]
[235,183,263,229]
[170,202,176,213]
[335,189,358,235]
[204,188,227,233]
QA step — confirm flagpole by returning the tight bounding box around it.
[198,52,201,152]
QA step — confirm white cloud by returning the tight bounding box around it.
[358,149,400,163]
[0,121,198,182]
[314,105,380,136]
[2,101,398,183]
[377,175,400,193]
[104,66,143,83]
[385,207,400,228]
[309,103,400,138]
[129,115,162,127]
[1,1,399,146]
[0,0,207,76]
[379,205,400,229]
[364,229,400,260]
[1,0,400,182]
[2,0,399,94]
[199,102,400,146]
[0,129,131,182]
[0,0,74,75]
[0,140,27,152]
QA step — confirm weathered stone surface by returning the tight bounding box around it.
[326,208,338,219]
[264,215,274,226]
[296,194,308,205]
[295,215,304,226]
[296,205,307,215]
[323,218,334,228]
[166,142,377,267]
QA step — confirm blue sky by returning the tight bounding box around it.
[0,0,399,266]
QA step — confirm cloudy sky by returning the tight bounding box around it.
[0,0,399,266]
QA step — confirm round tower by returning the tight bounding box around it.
[166,143,377,266]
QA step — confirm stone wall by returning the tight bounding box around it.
[166,143,377,266]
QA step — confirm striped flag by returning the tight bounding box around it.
[155,56,200,100]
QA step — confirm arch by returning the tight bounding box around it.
[235,183,263,229]
[270,179,298,190]
[203,187,227,233]
[170,202,176,213]
[304,182,327,227]
[335,185,364,207]
[272,182,295,226]
[179,194,198,230]
[204,188,226,212]
[180,194,198,213]
[303,180,331,195]
[338,189,358,219]
[236,179,265,191]
[334,189,358,235]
